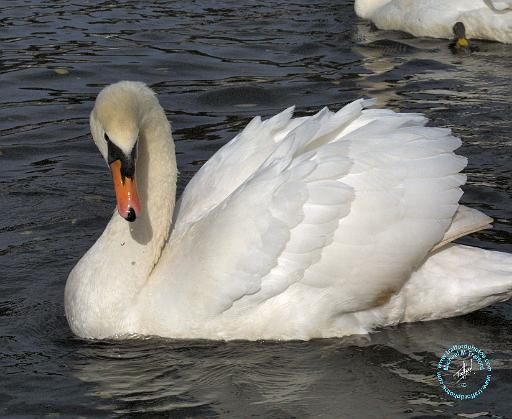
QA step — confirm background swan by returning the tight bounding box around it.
[355,0,512,43]
[65,81,512,340]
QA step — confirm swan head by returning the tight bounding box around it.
[90,81,146,222]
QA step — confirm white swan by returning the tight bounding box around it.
[64,81,512,340]
[355,0,512,43]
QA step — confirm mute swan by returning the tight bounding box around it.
[65,81,512,340]
[355,0,512,44]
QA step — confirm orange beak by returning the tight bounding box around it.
[110,160,141,222]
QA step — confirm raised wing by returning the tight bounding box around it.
[172,107,299,237]
[160,101,467,335]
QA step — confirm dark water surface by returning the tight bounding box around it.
[1,0,512,417]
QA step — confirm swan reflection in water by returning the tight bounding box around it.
[69,312,512,415]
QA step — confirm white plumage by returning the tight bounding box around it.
[355,0,512,43]
[64,82,512,340]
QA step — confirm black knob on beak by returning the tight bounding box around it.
[126,207,136,222]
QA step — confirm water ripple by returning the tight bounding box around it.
[1,0,511,417]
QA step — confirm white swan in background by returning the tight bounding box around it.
[355,0,512,44]
[64,81,512,340]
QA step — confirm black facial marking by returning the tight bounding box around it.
[105,134,137,180]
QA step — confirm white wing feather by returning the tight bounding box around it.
[151,100,469,338]
[172,107,296,237]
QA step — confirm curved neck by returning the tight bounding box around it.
[104,102,176,277]
[65,99,177,338]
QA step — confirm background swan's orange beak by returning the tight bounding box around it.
[110,160,141,222]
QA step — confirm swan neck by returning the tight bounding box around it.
[65,85,177,338]
[96,100,176,278]
[132,103,177,272]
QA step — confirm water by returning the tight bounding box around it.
[1,0,512,416]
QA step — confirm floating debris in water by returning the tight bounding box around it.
[83,194,105,203]
[53,68,70,75]
[457,412,490,419]
[94,391,113,399]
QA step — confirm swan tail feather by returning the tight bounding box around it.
[402,244,512,323]
[432,205,493,251]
